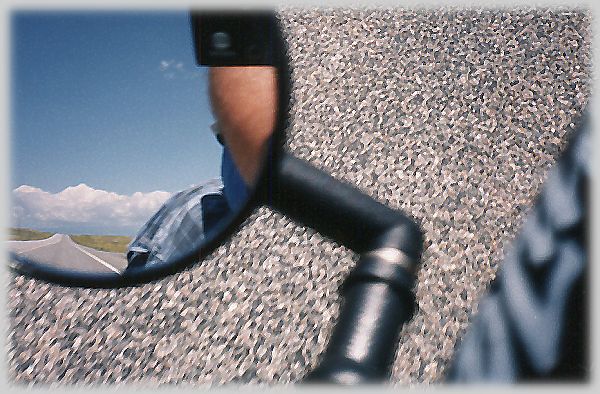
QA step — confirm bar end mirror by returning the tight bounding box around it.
[8,10,289,287]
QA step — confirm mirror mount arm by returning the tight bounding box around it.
[264,153,423,255]
[263,152,424,383]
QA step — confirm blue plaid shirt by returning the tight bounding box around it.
[127,145,248,268]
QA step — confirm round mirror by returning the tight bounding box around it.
[8,10,285,286]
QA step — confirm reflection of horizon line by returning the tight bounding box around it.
[9,225,136,238]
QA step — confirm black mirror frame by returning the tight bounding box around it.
[8,10,292,289]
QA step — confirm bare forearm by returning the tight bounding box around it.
[208,66,277,185]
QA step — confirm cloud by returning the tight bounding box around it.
[11,184,172,235]
[158,59,200,80]
[159,60,173,71]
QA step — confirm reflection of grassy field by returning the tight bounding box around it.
[70,235,132,253]
[9,228,131,253]
[9,228,54,241]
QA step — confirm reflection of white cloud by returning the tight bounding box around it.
[159,59,173,71]
[158,59,200,80]
[12,184,171,234]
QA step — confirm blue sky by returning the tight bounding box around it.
[10,11,223,234]
[11,11,221,195]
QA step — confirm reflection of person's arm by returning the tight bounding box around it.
[209,66,277,186]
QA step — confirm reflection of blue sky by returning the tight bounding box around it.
[11,11,222,196]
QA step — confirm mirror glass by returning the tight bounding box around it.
[8,11,279,279]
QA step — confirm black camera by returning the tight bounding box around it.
[191,11,279,67]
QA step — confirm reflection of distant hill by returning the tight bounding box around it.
[69,234,131,254]
[9,228,132,254]
[9,227,54,241]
